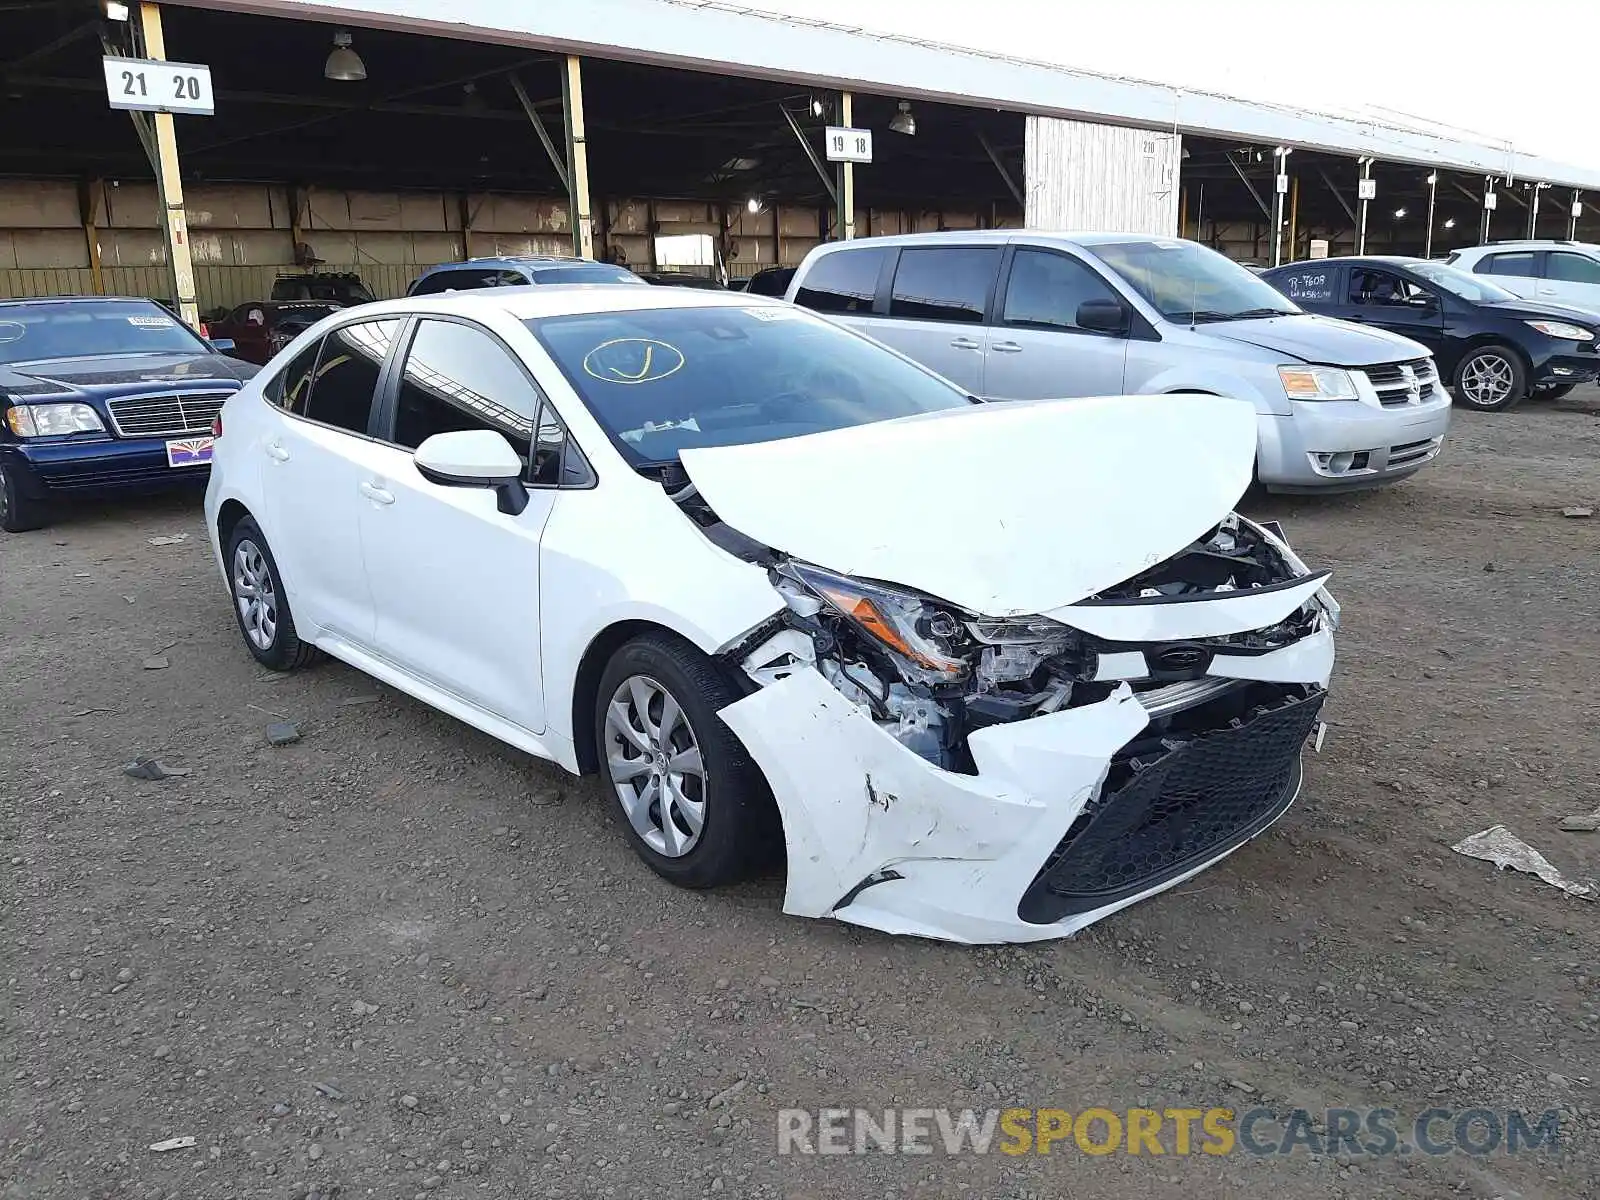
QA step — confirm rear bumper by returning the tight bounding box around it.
[1255,397,1451,492]
[1,436,209,500]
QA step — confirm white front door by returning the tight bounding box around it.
[358,317,555,733]
[259,317,403,646]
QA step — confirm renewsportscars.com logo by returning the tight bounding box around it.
[776,1106,1562,1158]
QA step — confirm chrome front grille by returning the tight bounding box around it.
[1363,359,1439,408]
[106,391,233,438]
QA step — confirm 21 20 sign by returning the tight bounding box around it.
[102,55,215,117]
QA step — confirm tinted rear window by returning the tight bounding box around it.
[888,247,1000,324]
[793,249,886,314]
[528,264,641,285]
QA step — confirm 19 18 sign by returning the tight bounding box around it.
[825,126,873,164]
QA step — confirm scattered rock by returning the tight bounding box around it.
[350,1000,379,1017]
[141,655,170,670]
[311,1081,346,1101]
[153,1045,171,1060]
[1562,506,1593,518]
[68,968,83,982]
[1560,811,1600,833]
[266,721,302,747]
[399,1094,420,1110]
[123,756,188,781]
[116,967,134,983]
[307,1143,324,1162]
[147,534,189,546]
[147,1136,195,1153]
[271,1102,291,1117]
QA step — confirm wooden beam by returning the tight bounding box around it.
[562,55,593,259]
[137,3,197,328]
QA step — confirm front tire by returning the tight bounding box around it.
[224,516,320,671]
[0,461,49,533]
[1453,344,1527,411]
[594,632,778,889]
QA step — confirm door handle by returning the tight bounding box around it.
[1537,287,1557,295]
[949,336,982,350]
[990,340,1023,353]
[264,441,290,462]
[358,481,395,506]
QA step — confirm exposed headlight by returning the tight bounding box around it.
[5,402,105,437]
[785,562,969,682]
[1278,365,1358,402]
[1523,319,1594,341]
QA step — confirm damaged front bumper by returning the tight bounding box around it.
[715,518,1337,945]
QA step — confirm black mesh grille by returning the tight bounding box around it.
[1019,687,1324,923]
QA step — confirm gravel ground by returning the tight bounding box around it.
[3,391,1599,1200]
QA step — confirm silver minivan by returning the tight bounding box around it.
[785,231,1452,492]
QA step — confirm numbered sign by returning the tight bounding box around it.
[825,126,873,164]
[103,56,215,116]
[1484,192,1498,211]
[1357,178,1377,201]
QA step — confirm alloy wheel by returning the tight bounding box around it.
[1460,353,1515,408]
[232,539,278,651]
[0,465,10,523]
[602,674,707,858]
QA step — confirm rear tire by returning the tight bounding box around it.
[0,461,49,533]
[224,516,321,671]
[594,632,778,889]
[1453,344,1527,411]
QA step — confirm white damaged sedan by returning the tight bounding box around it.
[204,285,1338,944]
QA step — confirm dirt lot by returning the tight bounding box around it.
[3,391,1599,1200]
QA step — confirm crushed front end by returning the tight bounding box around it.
[712,510,1338,944]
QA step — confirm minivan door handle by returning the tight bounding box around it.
[990,340,1023,353]
[358,481,395,506]
[949,336,982,350]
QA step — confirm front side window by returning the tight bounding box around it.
[793,248,886,314]
[1348,270,1432,308]
[1091,240,1298,322]
[1546,252,1600,284]
[0,299,209,365]
[530,304,972,466]
[302,319,401,433]
[392,319,540,463]
[1001,248,1121,330]
[888,247,1000,324]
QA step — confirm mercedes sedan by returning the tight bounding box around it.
[204,286,1339,944]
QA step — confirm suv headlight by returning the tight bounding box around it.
[1523,319,1594,341]
[5,402,106,437]
[1278,365,1358,401]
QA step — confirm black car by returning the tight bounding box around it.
[743,266,796,297]
[0,296,258,532]
[1262,256,1600,411]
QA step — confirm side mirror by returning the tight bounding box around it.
[414,429,530,516]
[208,338,237,354]
[1077,298,1130,334]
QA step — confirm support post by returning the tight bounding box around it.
[457,192,473,260]
[771,201,782,267]
[837,91,855,240]
[1528,183,1542,239]
[1179,187,1188,239]
[1571,190,1582,240]
[561,55,593,259]
[1271,147,1291,267]
[1357,158,1373,256]
[137,2,198,328]
[1424,173,1437,259]
[1481,177,1494,244]
[79,178,105,294]
[1288,176,1299,262]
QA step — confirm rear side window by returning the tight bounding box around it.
[303,319,401,433]
[1001,249,1122,329]
[1545,252,1600,284]
[889,247,1000,324]
[793,248,886,314]
[1268,266,1337,305]
[1479,252,1535,278]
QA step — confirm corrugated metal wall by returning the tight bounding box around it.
[1025,116,1181,236]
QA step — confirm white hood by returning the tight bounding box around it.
[679,394,1258,617]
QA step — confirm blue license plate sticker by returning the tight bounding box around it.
[166,436,214,467]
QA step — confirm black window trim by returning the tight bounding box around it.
[992,243,1159,340]
[372,312,597,491]
[871,243,1003,326]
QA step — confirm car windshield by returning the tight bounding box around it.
[1092,239,1301,322]
[530,304,973,464]
[1408,261,1518,303]
[0,299,207,365]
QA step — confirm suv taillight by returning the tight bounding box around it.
[211,414,223,439]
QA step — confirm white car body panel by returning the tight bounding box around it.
[681,393,1257,616]
[204,286,1338,947]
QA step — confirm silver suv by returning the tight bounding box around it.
[1445,241,1600,315]
[786,232,1452,493]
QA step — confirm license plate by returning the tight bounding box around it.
[165,436,214,467]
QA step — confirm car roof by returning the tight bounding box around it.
[1268,256,1427,269]
[346,283,788,322]
[1453,240,1600,252]
[0,294,164,308]
[803,229,1185,254]
[419,255,601,273]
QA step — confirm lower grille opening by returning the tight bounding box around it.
[1018,683,1325,924]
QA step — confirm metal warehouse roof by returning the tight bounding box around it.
[184,0,1600,190]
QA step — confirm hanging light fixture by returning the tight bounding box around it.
[889,100,916,136]
[324,30,367,82]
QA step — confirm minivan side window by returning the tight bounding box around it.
[1545,252,1600,284]
[304,319,402,434]
[888,247,1000,324]
[1001,249,1123,331]
[1479,252,1535,278]
[793,248,886,314]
